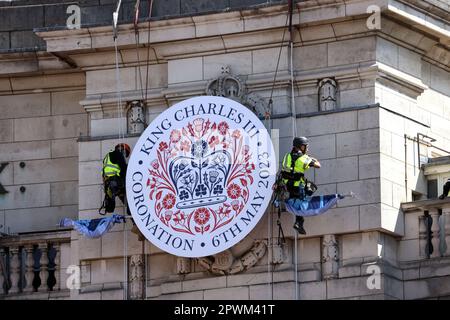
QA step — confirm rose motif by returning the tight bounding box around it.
[194,208,210,225]
[232,130,241,139]
[218,121,229,135]
[162,193,176,209]
[227,183,242,199]
[191,140,208,158]
[170,130,181,143]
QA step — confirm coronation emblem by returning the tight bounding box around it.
[126,96,276,257]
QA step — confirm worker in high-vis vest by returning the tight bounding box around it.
[281,137,321,234]
[439,178,450,200]
[100,143,131,215]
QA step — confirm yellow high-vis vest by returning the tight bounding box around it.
[281,153,312,187]
[102,153,121,178]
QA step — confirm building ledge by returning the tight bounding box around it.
[401,197,450,212]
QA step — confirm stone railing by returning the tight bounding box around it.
[0,230,71,299]
[401,198,450,260]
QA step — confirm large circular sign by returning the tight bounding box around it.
[126,96,276,257]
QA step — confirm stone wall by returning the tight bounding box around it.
[1,0,450,300]
[0,73,87,234]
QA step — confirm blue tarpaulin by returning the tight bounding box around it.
[60,214,126,238]
[285,194,344,217]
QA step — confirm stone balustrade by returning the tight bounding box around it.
[0,230,70,299]
[401,198,450,261]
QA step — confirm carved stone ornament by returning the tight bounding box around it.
[271,243,286,265]
[318,78,338,111]
[197,240,267,275]
[206,66,270,118]
[129,254,145,300]
[322,234,339,280]
[127,100,146,134]
[176,257,192,275]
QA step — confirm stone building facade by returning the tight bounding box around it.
[1,0,450,300]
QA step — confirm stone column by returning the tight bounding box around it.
[24,245,35,293]
[129,254,144,300]
[438,209,448,257]
[38,243,48,292]
[9,247,20,294]
[52,243,61,291]
[430,210,440,258]
[322,234,339,280]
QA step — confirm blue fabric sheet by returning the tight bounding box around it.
[60,214,126,238]
[285,194,344,217]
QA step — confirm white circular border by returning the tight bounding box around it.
[126,96,276,257]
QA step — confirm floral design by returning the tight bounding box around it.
[170,130,181,143]
[194,208,210,225]
[218,121,229,135]
[208,135,220,148]
[147,117,256,235]
[227,183,242,199]
[193,118,205,133]
[164,210,173,222]
[162,194,176,209]
[180,140,191,153]
[159,142,169,152]
[191,140,208,158]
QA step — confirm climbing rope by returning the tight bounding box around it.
[144,0,154,103]
[113,0,130,300]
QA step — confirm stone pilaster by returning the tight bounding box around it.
[129,254,145,300]
[322,234,339,280]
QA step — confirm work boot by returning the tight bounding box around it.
[293,216,306,235]
[439,194,446,200]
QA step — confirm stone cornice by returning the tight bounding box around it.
[0,230,71,246]
[35,0,448,53]
[0,51,77,76]
[80,59,429,113]
[401,197,450,212]
[375,61,429,97]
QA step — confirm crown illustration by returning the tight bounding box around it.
[168,140,232,210]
